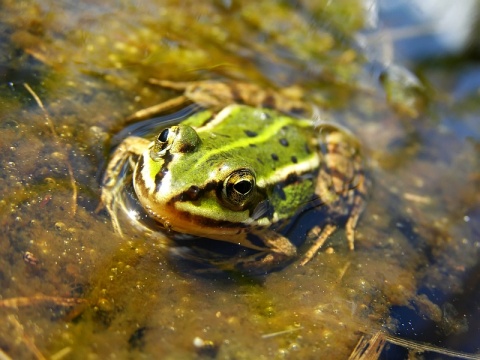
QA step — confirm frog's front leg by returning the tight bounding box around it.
[101,136,150,235]
[217,230,297,274]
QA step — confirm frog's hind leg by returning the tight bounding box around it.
[299,172,366,265]
[314,124,368,253]
[344,167,368,250]
[345,192,363,251]
[299,224,337,266]
[125,95,190,122]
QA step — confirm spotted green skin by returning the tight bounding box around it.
[133,104,321,249]
[102,95,366,273]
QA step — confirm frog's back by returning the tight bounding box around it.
[185,104,320,186]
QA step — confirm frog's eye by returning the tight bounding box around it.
[151,125,200,161]
[222,169,256,209]
[151,127,176,160]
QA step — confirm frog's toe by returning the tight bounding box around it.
[299,224,337,265]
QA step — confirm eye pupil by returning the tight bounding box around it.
[234,180,252,195]
[221,169,256,210]
[158,128,169,142]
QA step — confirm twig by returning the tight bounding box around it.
[23,83,57,136]
[261,326,303,339]
[65,160,78,215]
[0,294,86,308]
[383,333,480,360]
[0,348,12,360]
[348,332,386,360]
[8,314,46,360]
[49,347,72,360]
[337,261,351,283]
[23,83,78,215]
[349,331,480,360]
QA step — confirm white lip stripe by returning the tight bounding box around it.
[140,149,178,202]
[140,150,156,193]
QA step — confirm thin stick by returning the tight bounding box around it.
[23,83,78,215]
[0,348,13,360]
[0,295,86,308]
[349,331,480,360]
[23,83,57,137]
[8,315,46,360]
[348,332,386,360]
[261,327,303,339]
[125,95,189,122]
[65,161,78,216]
[383,333,480,360]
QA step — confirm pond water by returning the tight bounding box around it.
[1,1,480,359]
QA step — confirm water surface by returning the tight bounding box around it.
[1,1,479,359]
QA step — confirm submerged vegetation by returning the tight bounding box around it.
[0,0,479,359]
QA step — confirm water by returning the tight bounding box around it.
[0,0,479,359]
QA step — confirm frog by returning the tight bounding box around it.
[101,80,367,273]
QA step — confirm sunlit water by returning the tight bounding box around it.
[1,1,479,359]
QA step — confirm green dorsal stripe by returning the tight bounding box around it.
[195,117,307,167]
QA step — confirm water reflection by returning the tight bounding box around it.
[376,0,477,59]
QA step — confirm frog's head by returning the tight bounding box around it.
[133,124,264,240]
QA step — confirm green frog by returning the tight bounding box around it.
[101,80,367,273]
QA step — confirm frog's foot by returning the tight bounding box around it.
[226,229,298,273]
[168,246,231,273]
[299,224,338,266]
[230,250,297,274]
[197,229,298,274]
[169,245,295,275]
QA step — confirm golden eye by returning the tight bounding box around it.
[222,168,256,209]
[151,127,177,160]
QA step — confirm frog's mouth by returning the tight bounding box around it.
[134,174,266,250]
[167,194,252,235]
[146,200,269,250]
